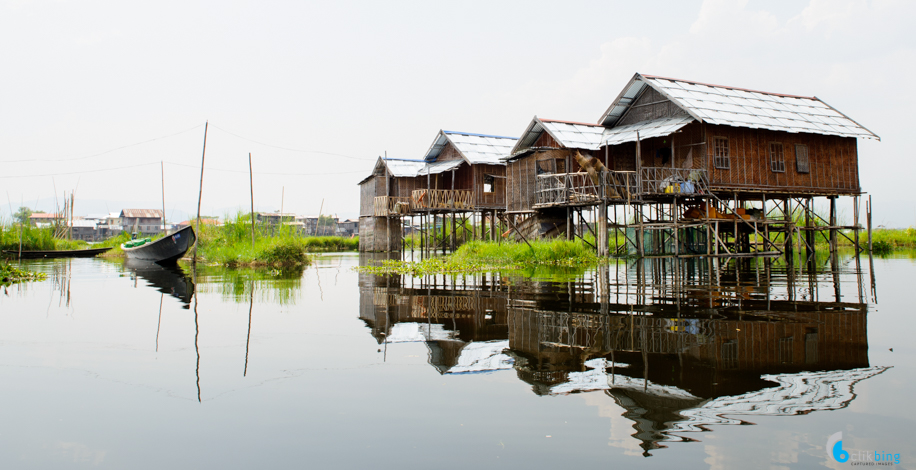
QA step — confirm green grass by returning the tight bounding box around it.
[0,224,87,252]
[359,239,599,275]
[193,213,357,267]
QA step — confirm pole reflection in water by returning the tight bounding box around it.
[358,254,887,456]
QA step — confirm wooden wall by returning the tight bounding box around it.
[702,123,860,194]
[602,120,861,196]
[506,147,600,213]
[618,86,691,126]
[359,177,379,217]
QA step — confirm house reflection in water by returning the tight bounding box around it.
[358,254,886,455]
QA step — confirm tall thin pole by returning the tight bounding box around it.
[194,121,208,263]
[69,192,74,241]
[249,153,255,250]
[161,161,167,234]
[316,198,325,236]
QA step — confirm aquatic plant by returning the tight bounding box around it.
[0,262,46,285]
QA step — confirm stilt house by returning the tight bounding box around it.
[503,73,879,257]
[358,157,426,251]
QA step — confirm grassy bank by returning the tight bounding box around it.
[193,214,358,267]
[0,224,87,252]
[360,239,598,275]
[0,262,46,285]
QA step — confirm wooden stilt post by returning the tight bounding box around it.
[853,195,861,254]
[866,195,873,253]
[829,196,837,253]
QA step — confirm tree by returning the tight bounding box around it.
[13,207,32,225]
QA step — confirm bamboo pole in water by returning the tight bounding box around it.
[194,121,208,263]
[249,153,255,250]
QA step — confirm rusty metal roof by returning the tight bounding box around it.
[120,209,163,218]
[599,73,879,140]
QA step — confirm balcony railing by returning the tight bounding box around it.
[411,189,474,211]
[535,171,640,207]
[373,196,412,217]
[534,168,708,207]
[639,167,708,195]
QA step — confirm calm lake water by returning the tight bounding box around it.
[0,252,913,469]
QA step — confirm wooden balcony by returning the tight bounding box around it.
[534,171,640,207]
[533,168,708,208]
[373,196,412,217]
[411,189,474,212]
[639,167,709,196]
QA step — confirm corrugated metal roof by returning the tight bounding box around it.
[384,159,426,178]
[424,130,517,165]
[120,209,163,218]
[599,73,879,140]
[509,117,606,159]
[602,115,694,146]
[419,159,464,175]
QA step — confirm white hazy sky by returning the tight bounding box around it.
[1,0,914,227]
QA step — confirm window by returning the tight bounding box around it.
[713,137,730,169]
[483,174,495,193]
[795,144,810,173]
[770,142,786,173]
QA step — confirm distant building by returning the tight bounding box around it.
[28,212,62,227]
[254,212,295,226]
[120,209,164,236]
[338,219,358,236]
[69,219,98,241]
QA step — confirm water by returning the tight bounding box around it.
[0,252,912,469]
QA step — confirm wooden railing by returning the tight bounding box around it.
[534,168,708,207]
[639,167,708,195]
[373,196,412,216]
[534,171,640,207]
[411,189,474,211]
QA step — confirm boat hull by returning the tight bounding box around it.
[122,226,196,265]
[1,248,111,259]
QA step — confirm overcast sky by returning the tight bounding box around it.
[1,0,913,227]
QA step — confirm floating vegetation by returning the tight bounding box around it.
[0,262,46,285]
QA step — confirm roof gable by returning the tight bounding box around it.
[510,117,606,158]
[599,73,879,140]
[424,130,517,165]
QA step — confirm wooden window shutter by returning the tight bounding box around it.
[795,144,810,173]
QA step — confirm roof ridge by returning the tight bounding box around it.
[442,130,518,140]
[641,73,817,100]
[539,118,604,127]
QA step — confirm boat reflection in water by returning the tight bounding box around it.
[359,254,888,455]
[123,259,195,308]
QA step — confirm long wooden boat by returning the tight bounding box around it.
[1,247,111,259]
[122,225,196,265]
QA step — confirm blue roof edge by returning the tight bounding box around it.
[442,130,517,140]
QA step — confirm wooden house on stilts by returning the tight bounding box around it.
[358,130,517,252]
[504,73,879,258]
